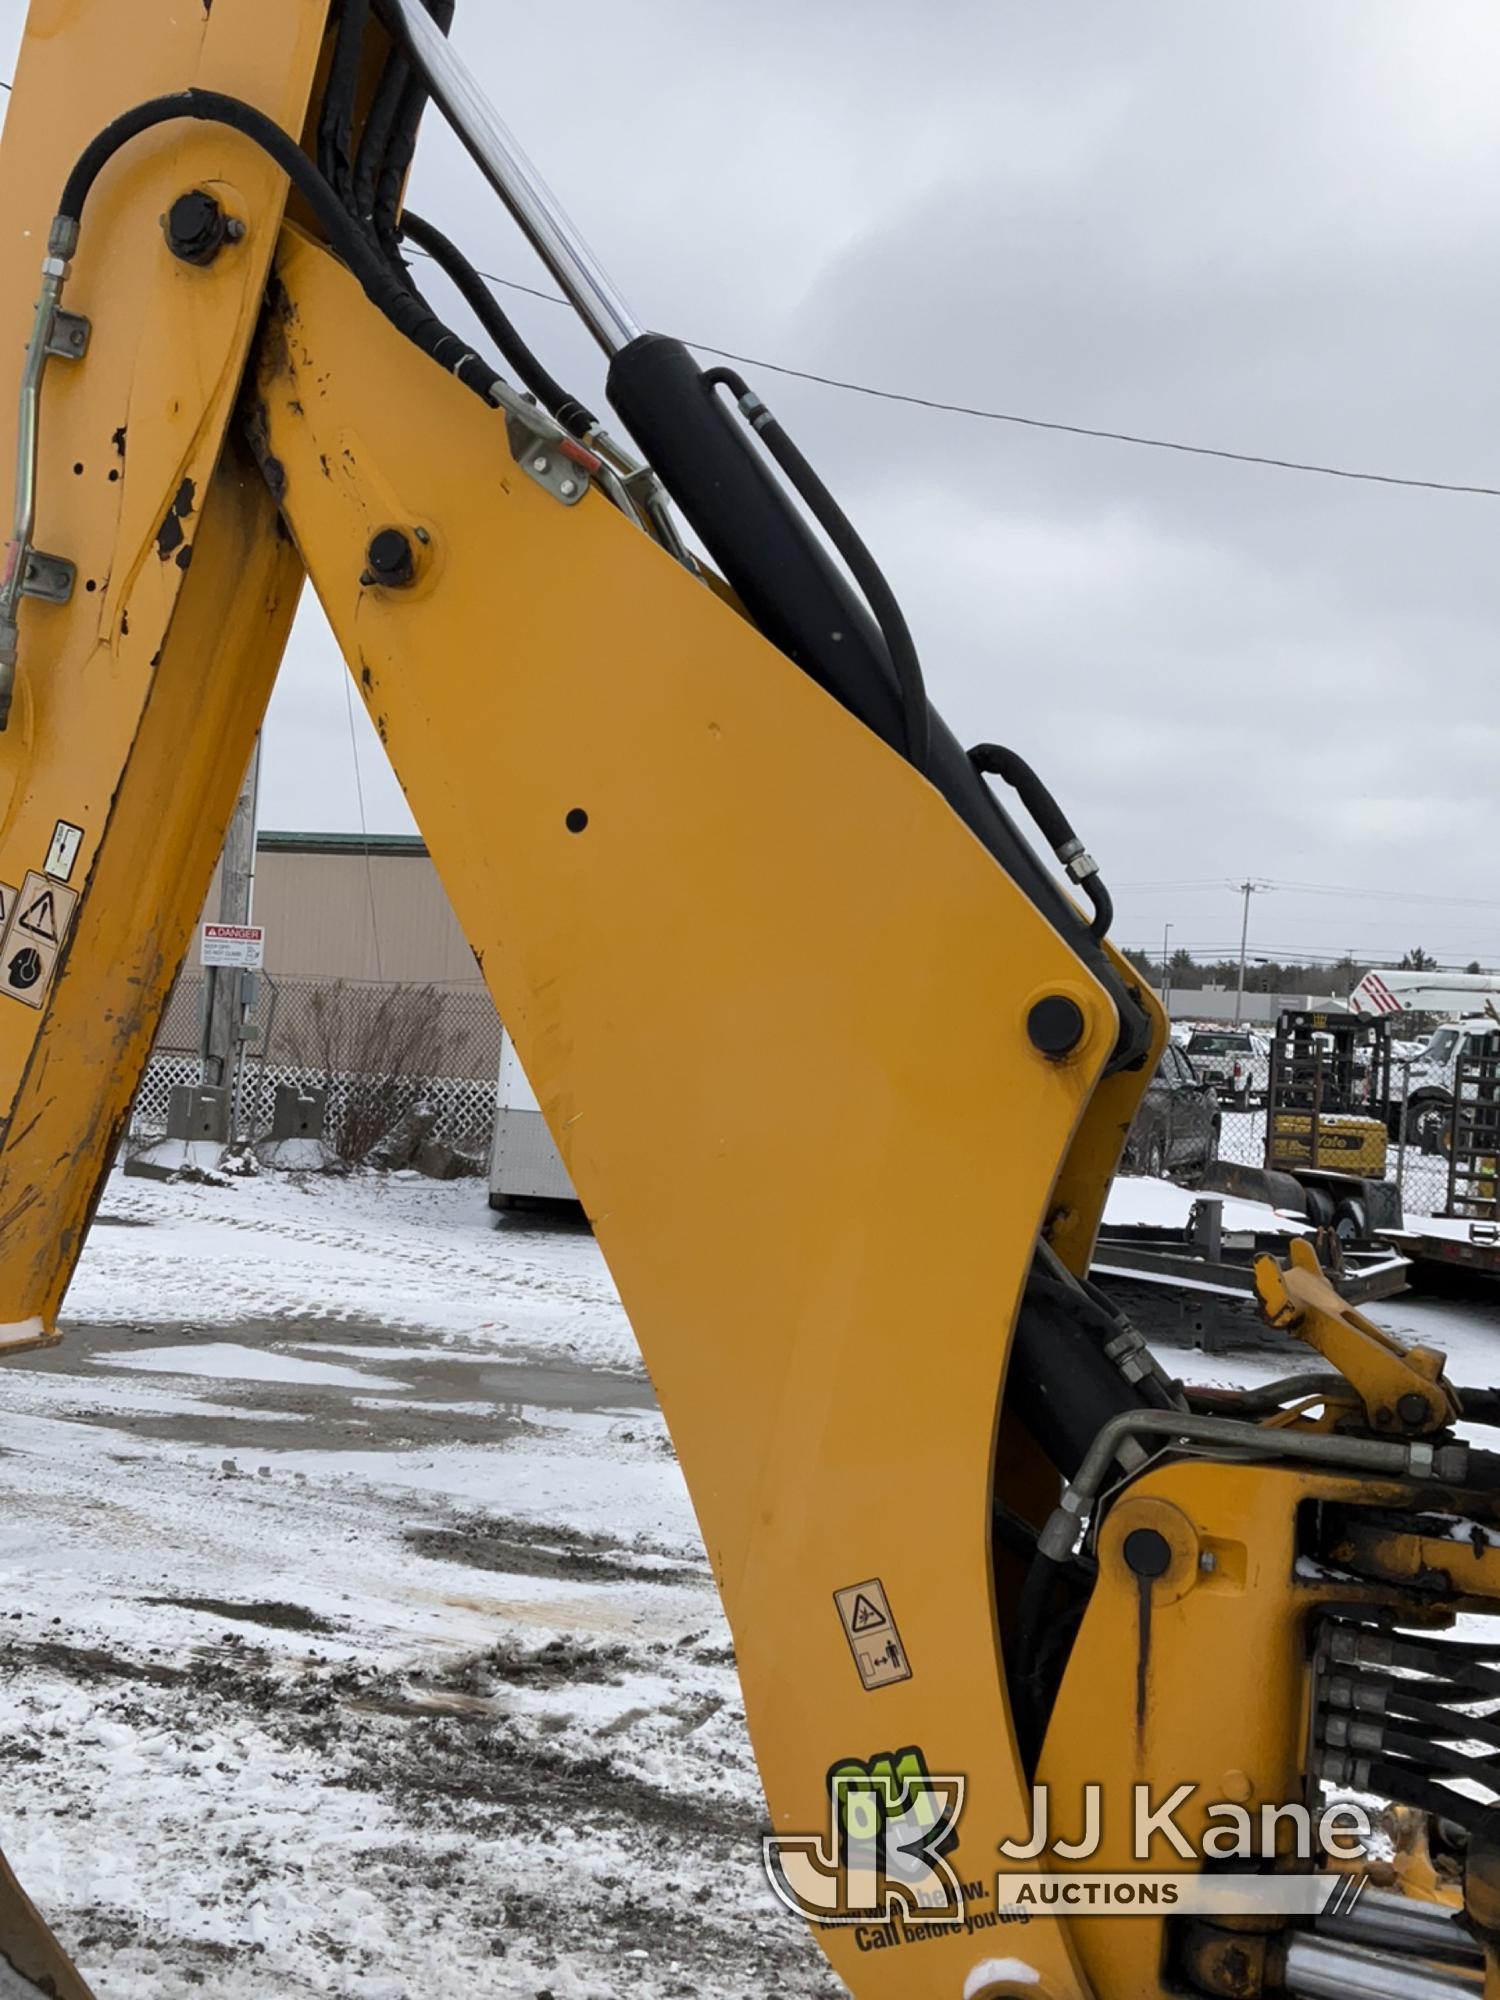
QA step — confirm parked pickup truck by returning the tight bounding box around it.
[1388,1016,1498,1149]
[1182,1028,1269,1109]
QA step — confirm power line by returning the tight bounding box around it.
[1118,876,1500,910]
[407,246,1500,501]
[0,72,1488,500]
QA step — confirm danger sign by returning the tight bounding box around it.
[201,923,266,970]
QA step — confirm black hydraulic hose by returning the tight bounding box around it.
[702,365,930,773]
[969,742,1113,942]
[317,0,371,203]
[1026,1267,1176,1413]
[400,209,596,438]
[1356,1760,1492,1837]
[351,38,411,237]
[1390,1640,1500,1699]
[1010,1551,1067,1773]
[56,91,504,405]
[1379,1685,1500,1756]
[370,0,454,260]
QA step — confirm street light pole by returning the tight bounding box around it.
[1233,880,1263,1026]
[1161,922,1172,1016]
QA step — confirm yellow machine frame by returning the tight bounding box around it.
[0,8,1496,1999]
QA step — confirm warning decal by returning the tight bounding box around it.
[1,934,57,1010]
[17,887,61,942]
[834,1578,912,1692]
[44,820,84,884]
[0,883,14,931]
[850,1593,887,1634]
[0,871,79,1011]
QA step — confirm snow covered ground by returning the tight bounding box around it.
[0,1173,838,2000]
[0,1170,1494,1998]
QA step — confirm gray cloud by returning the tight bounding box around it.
[4,0,1494,970]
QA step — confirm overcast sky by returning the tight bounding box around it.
[6,1,1499,976]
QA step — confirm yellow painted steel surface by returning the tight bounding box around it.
[0,0,329,1341]
[1040,1460,1409,1997]
[3,10,1478,2000]
[255,225,1139,2000]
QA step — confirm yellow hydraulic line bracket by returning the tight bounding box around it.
[1254,1235,1458,1436]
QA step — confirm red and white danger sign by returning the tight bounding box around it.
[1350,970,1401,1016]
[201,923,266,971]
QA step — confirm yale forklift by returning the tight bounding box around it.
[1264,1009,1401,1239]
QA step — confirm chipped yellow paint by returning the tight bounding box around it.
[0,0,331,1330]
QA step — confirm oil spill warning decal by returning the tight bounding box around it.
[834,1578,913,1692]
[0,871,79,1010]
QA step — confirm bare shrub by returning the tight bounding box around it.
[280,981,463,1163]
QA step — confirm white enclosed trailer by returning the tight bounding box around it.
[488,1027,578,1208]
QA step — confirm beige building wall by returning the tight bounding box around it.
[160,834,498,1077]
[198,835,483,988]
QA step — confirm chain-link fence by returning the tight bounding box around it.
[134,975,502,1159]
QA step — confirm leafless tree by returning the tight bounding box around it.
[281,981,462,1163]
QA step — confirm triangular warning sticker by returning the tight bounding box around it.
[17,889,58,942]
[850,1593,886,1633]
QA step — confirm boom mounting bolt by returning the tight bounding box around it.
[164,191,235,267]
[361,529,417,589]
[1028,995,1086,1059]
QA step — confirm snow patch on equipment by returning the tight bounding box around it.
[964,1960,1041,1996]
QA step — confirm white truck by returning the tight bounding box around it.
[1389,1015,1500,1149]
[1181,1027,1270,1109]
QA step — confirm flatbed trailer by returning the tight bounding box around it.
[1381,1214,1500,1287]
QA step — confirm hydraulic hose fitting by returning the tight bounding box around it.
[970,744,1115,941]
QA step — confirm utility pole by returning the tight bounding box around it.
[1232,880,1265,1026]
[1160,922,1172,1016]
[202,737,261,1113]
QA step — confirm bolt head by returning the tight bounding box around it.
[1028,994,1087,1058]
[532,456,550,474]
[1123,1528,1173,1579]
[364,528,416,588]
[1397,1392,1430,1427]
[559,478,577,498]
[165,190,230,267]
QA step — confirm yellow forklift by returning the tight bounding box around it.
[1264,1009,1399,1240]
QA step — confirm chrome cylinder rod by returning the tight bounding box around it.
[378,0,643,358]
[1318,1886,1482,1969]
[1285,1931,1482,1999]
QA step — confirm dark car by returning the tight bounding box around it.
[1123,1044,1221,1179]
